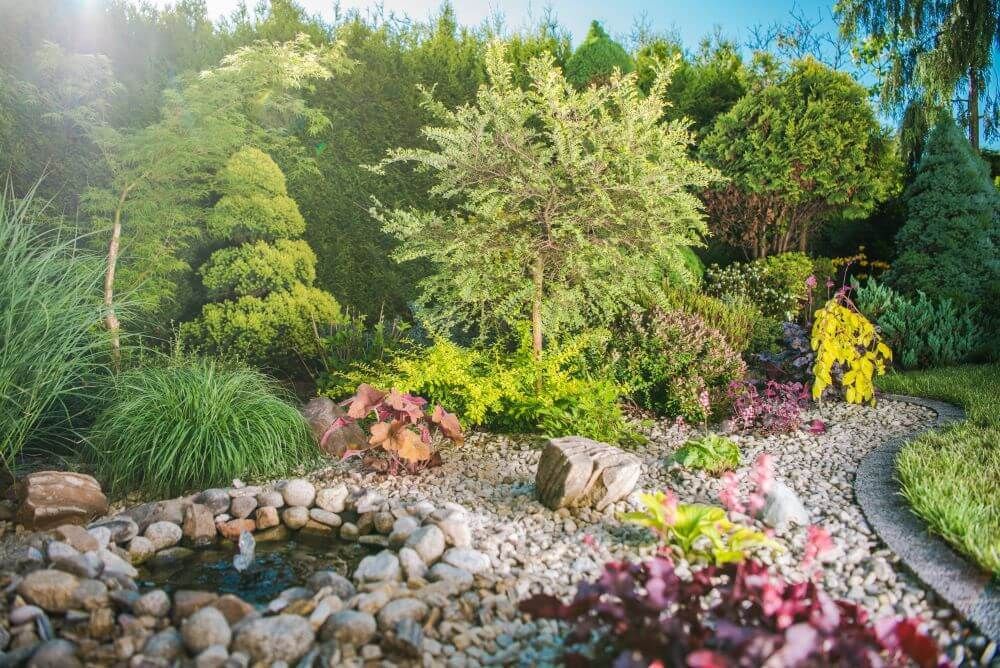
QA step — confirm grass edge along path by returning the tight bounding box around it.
[877,364,1000,576]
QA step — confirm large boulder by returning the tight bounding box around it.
[301,397,366,458]
[535,436,641,511]
[15,472,108,530]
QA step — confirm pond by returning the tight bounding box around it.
[137,535,378,607]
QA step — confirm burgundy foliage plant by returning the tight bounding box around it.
[728,379,809,435]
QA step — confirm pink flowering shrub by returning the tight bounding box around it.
[519,556,948,668]
[728,379,809,434]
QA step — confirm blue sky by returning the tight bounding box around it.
[177,0,841,49]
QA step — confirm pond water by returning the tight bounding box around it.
[137,536,377,607]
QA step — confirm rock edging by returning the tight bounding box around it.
[855,393,999,642]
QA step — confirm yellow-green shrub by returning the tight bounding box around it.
[811,297,891,405]
[200,239,317,299]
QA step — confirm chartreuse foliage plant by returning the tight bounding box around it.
[622,491,779,565]
[88,358,316,497]
[811,296,891,405]
[181,148,343,375]
[670,434,740,474]
[0,184,111,470]
[325,331,630,444]
[853,278,983,369]
[878,365,1000,574]
[372,41,719,356]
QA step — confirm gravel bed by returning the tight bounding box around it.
[309,398,997,667]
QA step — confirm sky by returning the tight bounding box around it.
[162,0,842,49]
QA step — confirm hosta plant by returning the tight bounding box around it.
[621,491,780,565]
[670,433,740,474]
[811,292,891,405]
[329,384,463,472]
[519,555,948,668]
[728,379,808,435]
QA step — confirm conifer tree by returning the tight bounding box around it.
[182,147,342,374]
[565,21,634,89]
[887,115,1000,305]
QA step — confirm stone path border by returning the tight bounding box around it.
[855,393,1000,642]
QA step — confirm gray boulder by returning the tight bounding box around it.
[535,436,641,510]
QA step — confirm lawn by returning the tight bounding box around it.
[877,364,1000,575]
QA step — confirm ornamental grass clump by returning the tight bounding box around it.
[88,359,316,497]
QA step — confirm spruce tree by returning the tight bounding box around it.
[564,21,634,89]
[887,115,1000,306]
[182,147,342,375]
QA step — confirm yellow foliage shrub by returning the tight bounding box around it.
[810,297,891,405]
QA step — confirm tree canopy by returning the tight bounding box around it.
[373,42,720,354]
[565,21,635,88]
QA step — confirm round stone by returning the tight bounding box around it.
[353,550,401,584]
[398,547,427,581]
[194,489,231,515]
[144,521,182,551]
[306,571,356,599]
[376,598,428,630]
[404,525,446,565]
[320,610,376,646]
[281,479,316,507]
[230,496,258,520]
[442,547,490,574]
[19,569,79,612]
[133,589,170,617]
[308,508,342,527]
[281,506,309,530]
[232,614,315,663]
[127,536,156,565]
[257,490,284,508]
[181,606,232,654]
[314,485,348,513]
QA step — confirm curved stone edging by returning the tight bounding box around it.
[855,393,1000,642]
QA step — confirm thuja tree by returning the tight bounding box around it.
[700,58,898,259]
[886,115,1000,306]
[181,147,342,375]
[565,21,634,89]
[372,42,719,357]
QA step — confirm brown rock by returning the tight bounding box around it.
[301,397,366,458]
[534,436,641,511]
[212,594,253,625]
[181,504,216,547]
[172,590,218,623]
[18,569,79,612]
[88,607,115,641]
[217,519,255,541]
[15,472,108,530]
[255,506,279,530]
[54,524,99,552]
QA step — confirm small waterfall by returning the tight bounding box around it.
[233,530,256,572]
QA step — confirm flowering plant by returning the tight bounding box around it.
[728,379,808,434]
[519,555,948,668]
[329,383,463,471]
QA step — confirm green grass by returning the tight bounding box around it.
[87,358,318,498]
[0,184,112,471]
[877,364,1000,575]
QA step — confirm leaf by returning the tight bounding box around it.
[345,383,386,419]
[431,404,464,443]
[388,426,432,462]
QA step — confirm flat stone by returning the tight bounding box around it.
[147,546,194,569]
[144,521,182,551]
[217,519,255,541]
[280,479,316,507]
[256,491,284,508]
[181,606,231,653]
[52,550,103,579]
[70,578,109,610]
[442,547,490,574]
[253,525,290,542]
[53,524,99,553]
[306,571,355,599]
[434,515,472,548]
[320,610,376,646]
[123,498,190,532]
[314,485,348,513]
[15,471,108,530]
[212,594,253,625]
[308,508,342,527]
[535,436,641,510]
[172,590,218,623]
[427,563,474,588]
[97,548,138,577]
[27,638,81,668]
[232,614,314,664]
[300,519,335,537]
[87,517,139,544]
[404,525,446,565]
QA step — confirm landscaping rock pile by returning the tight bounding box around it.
[0,478,493,666]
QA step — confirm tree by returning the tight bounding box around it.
[180,147,342,375]
[372,43,719,357]
[84,33,345,361]
[885,115,1000,305]
[699,58,899,259]
[837,0,1000,149]
[565,21,634,89]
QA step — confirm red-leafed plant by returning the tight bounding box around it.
[519,555,949,668]
[728,379,809,435]
[330,383,463,473]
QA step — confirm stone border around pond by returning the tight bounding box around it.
[3,478,494,665]
[855,393,1000,642]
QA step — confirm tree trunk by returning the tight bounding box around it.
[969,66,980,151]
[531,255,544,360]
[104,187,128,368]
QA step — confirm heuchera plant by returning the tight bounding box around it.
[728,379,809,435]
[330,383,463,471]
[519,556,949,668]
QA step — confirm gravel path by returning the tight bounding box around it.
[310,398,997,667]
